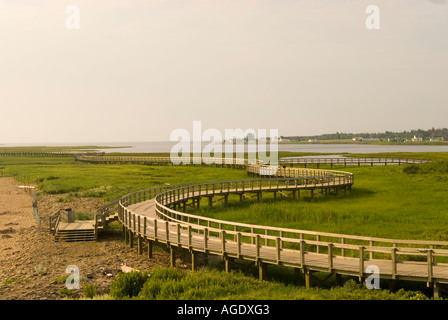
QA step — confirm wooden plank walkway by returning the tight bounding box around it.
[126,197,448,284]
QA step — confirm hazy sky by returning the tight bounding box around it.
[1,0,447,143]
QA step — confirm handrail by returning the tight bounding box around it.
[279,157,430,165]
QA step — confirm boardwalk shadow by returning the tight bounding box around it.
[97,228,123,241]
[347,187,376,199]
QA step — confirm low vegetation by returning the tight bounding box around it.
[100,267,429,300]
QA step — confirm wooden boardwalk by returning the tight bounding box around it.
[105,162,448,297]
[279,157,429,168]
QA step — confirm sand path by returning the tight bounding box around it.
[0,177,174,300]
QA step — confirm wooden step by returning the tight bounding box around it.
[55,229,96,242]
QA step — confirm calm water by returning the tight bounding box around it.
[3,141,448,154]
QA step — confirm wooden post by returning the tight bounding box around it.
[138,215,141,234]
[176,223,181,246]
[191,251,197,271]
[359,246,365,282]
[188,225,192,250]
[434,282,441,299]
[137,236,142,255]
[165,221,170,243]
[148,240,153,259]
[391,247,397,280]
[221,230,226,256]
[124,226,128,244]
[258,263,266,281]
[204,227,208,253]
[328,243,333,272]
[428,249,433,284]
[316,235,320,254]
[237,232,241,259]
[305,269,312,289]
[300,240,305,269]
[224,257,232,273]
[276,237,281,264]
[129,231,133,248]
[255,235,260,262]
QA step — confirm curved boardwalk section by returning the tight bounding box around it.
[95,159,448,297]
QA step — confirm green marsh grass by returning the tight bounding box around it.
[192,164,448,241]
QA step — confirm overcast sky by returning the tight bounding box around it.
[0,0,447,143]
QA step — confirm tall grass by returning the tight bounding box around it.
[193,164,448,241]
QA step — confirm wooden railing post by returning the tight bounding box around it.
[276,237,281,264]
[300,240,305,269]
[428,249,433,283]
[154,219,158,239]
[391,247,397,279]
[188,225,192,249]
[221,230,226,256]
[204,227,208,252]
[359,246,365,280]
[237,232,241,258]
[165,221,169,243]
[328,243,333,272]
[255,234,260,262]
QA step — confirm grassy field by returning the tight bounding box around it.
[0,156,249,203]
[192,163,448,241]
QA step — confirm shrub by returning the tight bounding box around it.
[403,161,448,175]
[403,165,422,174]
[148,267,185,282]
[83,283,97,299]
[109,271,149,299]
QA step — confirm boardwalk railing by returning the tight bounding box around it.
[49,210,63,234]
[75,155,259,167]
[279,157,430,167]
[0,151,105,157]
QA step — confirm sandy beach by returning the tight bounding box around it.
[0,177,175,300]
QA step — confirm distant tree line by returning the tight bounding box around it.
[282,127,448,142]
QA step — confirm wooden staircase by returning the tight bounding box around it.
[54,220,97,242]
[53,213,119,242]
[55,227,96,242]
